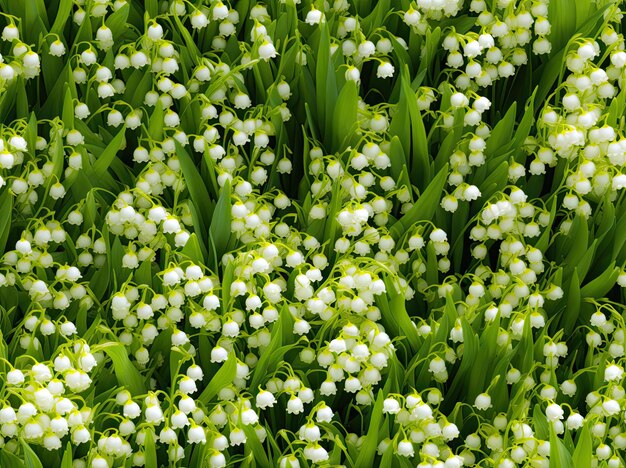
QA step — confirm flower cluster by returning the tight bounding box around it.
[0,0,624,466]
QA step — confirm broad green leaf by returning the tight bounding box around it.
[209,180,232,260]
[144,428,158,468]
[134,260,153,289]
[580,265,619,299]
[148,101,164,141]
[0,190,13,253]
[355,391,384,468]
[550,423,574,468]
[105,2,130,40]
[62,86,75,130]
[16,77,29,119]
[242,425,270,468]
[315,21,338,144]
[446,317,479,403]
[1,449,25,468]
[172,13,202,65]
[572,423,592,466]
[21,441,42,468]
[50,0,73,34]
[100,343,146,396]
[548,0,578,52]
[60,444,73,468]
[180,233,204,265]
[198,352,237,404]
[146,0,158,17]
[250,305,294,390]
[485,103,517,160]
[403,67,430,188]
[91,127,127,176]
[417,27,442,79]
[533,404,550,440]
[390,164,448,240]
[331,80,358,153]
[389,67,430,188]
[176,141,212,232]
[23,0,48,45]
[360,0,390,36]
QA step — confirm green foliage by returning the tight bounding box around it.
[0,0,624,467]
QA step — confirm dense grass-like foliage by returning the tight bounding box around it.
[0,0,625,467]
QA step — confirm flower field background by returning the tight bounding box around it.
[0,0,625,466]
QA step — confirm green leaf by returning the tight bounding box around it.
[74,6,93,42]
[315,21,338,144]
[511,89,537,149]
[209,180,232,260]
[550,422,574,468]
[446,317,479,403]
[148,101,164,141]
[467,313,499,399]
[532,404,549,440]
[146,0,158,17]
[62,85,75,130]
[176,141,212,232]
[60,443,73,468]
[198,352,237,405]
[99,343,146,396]
[355,391,384,468]
[23,0,48,45]
[180,233,204,265]
[360,0,390,36]
[607,86,626,127]
[250,305,293,390]
[134,260,153,289]
[171,13,202,66]
[388,137,406,182]
[242,424,270,468]
[485,103,517,159]
[331,80,359,153]
[417,27,442,79]
[401,66,430,189]
[562,215,589,268]
[572,423,592,466]
[16,77,29,119]
[580,265,619,299]
[110,236,128,290]
[50,0,73,35]
[387,283,420,352]
[548,0,578,52]
[0,190,13,253]
[21,441,42,468]
[90,258,110,301]
[1,449,25,468]
[91,127,127,176]
[105,2,130,40]
[389,34,414,79]
[144,428,158,468]
[390,164,448,240]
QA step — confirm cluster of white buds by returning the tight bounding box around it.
[332,10,408,82]
[0,24,41,81]
[469,189,550,262]
[0,339,97,452]
[106,192,190,250]
[458,417,553,467]
[0,0,624,466]
[316,321,393,402]
[437,0,551,91]
[529,18,626,218]
[378,390,462,465]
